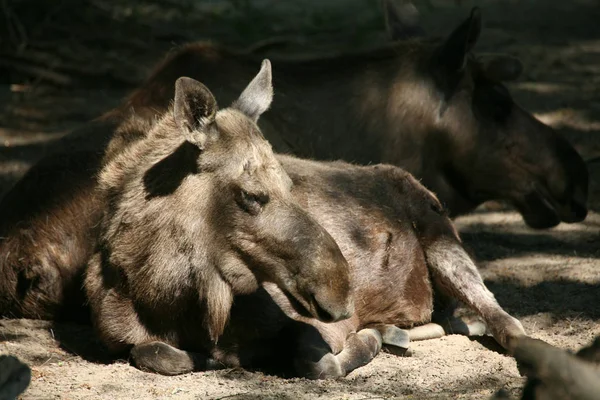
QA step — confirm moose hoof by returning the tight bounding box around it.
[376,325,411,357]
[447,318,488,337]
[0,355,31,400]
[488,315,526,352]
[130,341,194,376]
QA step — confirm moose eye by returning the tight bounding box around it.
[236,189,269,215]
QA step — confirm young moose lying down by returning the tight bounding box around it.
[0,62,524,377]
[84,62,365,377]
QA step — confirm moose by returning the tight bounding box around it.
[0,56,525,377]
[118,6,588,229]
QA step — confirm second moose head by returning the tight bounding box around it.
[385,5,588,228]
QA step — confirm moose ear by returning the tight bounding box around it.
[232,59,273,122]
[383,0,425,40]
[436,7,482,72]
[479,54,523,82]
[173,76,218,144]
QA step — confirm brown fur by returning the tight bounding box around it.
[277,156,524,354]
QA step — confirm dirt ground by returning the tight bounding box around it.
[0,0,599,399]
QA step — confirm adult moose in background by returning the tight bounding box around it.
[125,6,588,229]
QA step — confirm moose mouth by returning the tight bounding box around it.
[284,290,344,323]
[517,188,587,229]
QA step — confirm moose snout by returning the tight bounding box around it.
[306,235,355,323]
[309,288,355,323]
[282,205,354,322]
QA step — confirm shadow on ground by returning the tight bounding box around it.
[487,279,600,321]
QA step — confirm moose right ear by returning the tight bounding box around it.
[383,0,425,40]
[232,59,273,122]
[173,77,218,145]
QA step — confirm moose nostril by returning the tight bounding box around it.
[310,292,353,323]
[312,297,335,323]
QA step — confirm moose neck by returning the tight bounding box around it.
[265,41,442,168]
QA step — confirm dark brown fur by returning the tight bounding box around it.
[119,8,587,229]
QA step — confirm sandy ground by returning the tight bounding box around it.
[0,0,599,399]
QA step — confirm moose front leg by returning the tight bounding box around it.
[424,238,525,351]
[86,253,227,376]
[294,326,383,379]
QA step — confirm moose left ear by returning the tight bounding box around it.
[232,59,273,122]
[436,7,482,72]
[383,0,426,41]
[479,54,523,82]
[173,76,218,144]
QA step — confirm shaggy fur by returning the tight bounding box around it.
[83,62,356,370]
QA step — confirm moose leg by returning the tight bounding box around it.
[85,254,222,376]
[294,326,382,379]
[423,239,525,351]
[130,341,224,376]
[405,294,488,342]
[405,319,487,342]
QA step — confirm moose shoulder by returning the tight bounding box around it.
[126,8,588,229]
